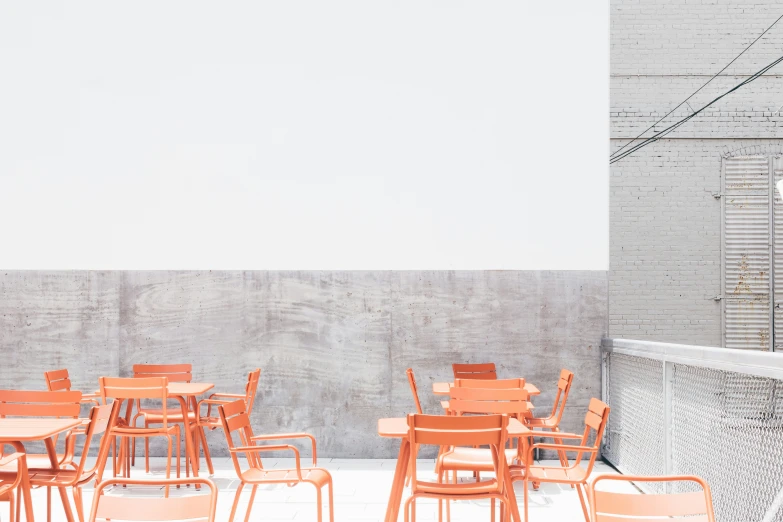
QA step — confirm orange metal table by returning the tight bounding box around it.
[0,418,82,522]
[378,417,529,522]
[432,381,541,396]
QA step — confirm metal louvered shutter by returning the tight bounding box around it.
[774,156,783,351]
[721,156,773,350]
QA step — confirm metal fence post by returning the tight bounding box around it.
[663,359,674,491]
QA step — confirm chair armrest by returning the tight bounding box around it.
[0,452,27,468]
[532,443,597,453]
[0,452,28,488]
[528,431,584,439]
[250,433,317,466]
[209,393,245,399]
[197,397,245,418]
[229,444,303,480]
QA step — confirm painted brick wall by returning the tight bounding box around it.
[610,0,783,346]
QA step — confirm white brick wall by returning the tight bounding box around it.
[610,0,783,346]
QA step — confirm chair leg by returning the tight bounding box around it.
[404,495,416,522]
[328,480,335,522]
[576,483,589,522]
[227,483,244,522]
[47,486,52,522]
[131,413,141,467]
[491,498,496,522]
[315,485,323,522]
[523,479,529,522]
[175,425,181,479]
[144,420,150,473]
[199,427,215,475]
[244,485,258,522]
[73,487,85,522]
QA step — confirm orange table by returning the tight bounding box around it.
[432,381,541,396]
[117,382,214,478]
[378,417,529,522]
[0,418,82,522]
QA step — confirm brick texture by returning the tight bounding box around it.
[610,0,783,346]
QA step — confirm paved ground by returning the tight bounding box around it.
[5,457,637,522]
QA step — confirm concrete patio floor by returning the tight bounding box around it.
[9,457,636,522]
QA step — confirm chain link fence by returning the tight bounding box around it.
[602,339,783,522]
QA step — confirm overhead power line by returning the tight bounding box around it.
[610,12,783,160]
[610,52,783,164]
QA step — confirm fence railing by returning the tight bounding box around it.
[602,338,783,522]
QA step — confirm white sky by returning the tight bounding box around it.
[0,1,608,270]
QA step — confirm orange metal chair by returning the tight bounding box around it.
[98,377,182,482]
[511,398,611,522]
[44,369,101,406]
[452,363,497,380]
[588,474,715,522]
[130,364,193,473]
[0,448,28,522]
[217,399,334,522]
[405,413,514,522]
[27,403,116,522]
[195,368,261,475]
[0,390,82,469]
[87,477,217,522]
[406,368,424,415]
[525,369,573,468]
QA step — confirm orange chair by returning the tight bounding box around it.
[44,369,101,406]
[526,369,573,468]
[0,449,28,522]
[512,398,611,522]
[405,413,515,522]
[130,364,193,473]
[588,474,715,521]
[217,399,334,522]
[452,363,497,380]
[0,390,82,469]
[27,403,116,522]
[98,377,182,482]
[195,368,261,474]
[87,477,217,522]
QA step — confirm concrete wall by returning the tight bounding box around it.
[0,270,607,458]
[610,0,783,346]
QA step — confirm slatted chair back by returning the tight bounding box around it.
[133,364,192,383]
[44,369,73,392]
[452,363,497,380]
[243,369,262,415]
[0,390,82,418]
[70,403,116,481]
[448,386,530,416]
[571,398,610,474]
[549,369,574,424]
[406,368,423,414]
[216,399,259,472]
[407,413,508,494]
[454,377,525,389]
[100,377,170,428]
[589,475,715,522]
[88,477,217,522]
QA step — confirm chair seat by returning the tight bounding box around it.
[198,416,221,428]
[28,468,94,487]
[140,409,197,423]
[439,447,518,471]
[512,464,587,484]
[416,478,500,495]
[241,467,331,487]
[526,416,558,428]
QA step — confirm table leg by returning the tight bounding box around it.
[10,441,34,522]
[384,439,410,522]
[173,396,199,479]
[44,437,75,522]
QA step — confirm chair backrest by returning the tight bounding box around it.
[75,403,116,480]
[89,477,217,522]
[216,399,258,473]
[133,364,192,383]
[449,386,530,416]
[243,369,262,415]
[454,377,525,389]
[44,369,73,392]
[573,398,610,473]
[100,377,170,426]
[549,369,574,423]
[406,368,423,414]
[0,390,82,418]
[407,413,508,495]
[589,474,715,522]
[452,363,497,380]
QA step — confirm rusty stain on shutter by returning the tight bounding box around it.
[722,156,772,350]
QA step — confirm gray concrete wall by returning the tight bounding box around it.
[610,0,783,346]
[0,270,607,458]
